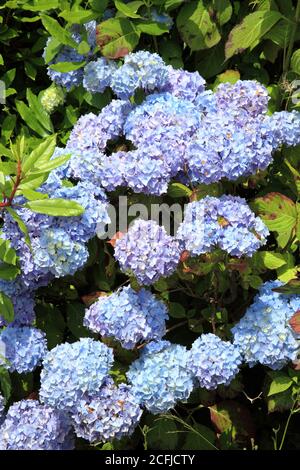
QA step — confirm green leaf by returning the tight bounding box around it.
[114,0,143,18]
[21,189,49,201]
[272,278,300,295]
[97,18,140,58]
[44,37,61,63]
[136,21,169,36]
[25,198,84,216]
[264,19,291,48]
[67,302,91,338]
[26,89,53,133]
[0,238,17,265]
[291,49,300,75]
[40,14,78,48]
[28,153,71,175]
[77,41,91,55]
[1,115,16,143]
[0,291,14,323]
[35,303,65,350]
[211,0,233,26]
[183,424,216,450]
[0,367,11,400]
[256,251,287,270]
[210,401,255,441]
[16,101,50,138]
[168,182,192,198]
[251,192,298,247]
[22,0,60,11]
[22,135,57,174]
[49,61,86,72]
[169,302,186,318]
[0,263,20,280]
[214,69,240,87]
[268,374,293,396]
[177,0,221,51]
[59,9,98,24]
[225,11,282,59]
[146,417,179,450]
[6,207,31,248]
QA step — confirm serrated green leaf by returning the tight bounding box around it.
[97,18,140,58]
[136,21,169,36]
[225,11,282,59]
[25,198,84,216]
[177,0,221,51]
[268,375,293,396]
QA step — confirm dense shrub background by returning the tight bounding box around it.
[0,0,300,450]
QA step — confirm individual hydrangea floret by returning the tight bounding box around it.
[0,327,47,374]
[111,51,169,99]
[0,400,74,450]
[215,80,269,117]
[177,196,269,257]
[127,340,194,414]
[40,338,114,410]
[188,334,242,390]
[114,219,181,285]
[72,378,142,442]
[232,281,300,370]
[83,58,117,93]
[84,286,168,349]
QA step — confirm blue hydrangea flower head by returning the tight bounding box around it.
[232,281,300,369]
[47,47,84,90]
[111,51,169,99]
[114,219,181,285]
[188,334,242,390]
[177,196,269,257]
[215,80,269,117]
[83,58,117,93]
[127,340,194,414]
[266,110,300,148]
[0,277,36,327]
[0,326,47,374]
[40,338,114,410]
[84,286,168,349]
[72,378,142,442]
[0,400,74,450]
[162,66,206,102]
[32,228,89,278]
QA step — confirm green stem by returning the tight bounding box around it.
[283,0,300,75]
[278,394,299,450]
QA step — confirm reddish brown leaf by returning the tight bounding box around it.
[107,231,124,247]
[81,291,108,306]
[289,310,300,334]
[210,400,255,440]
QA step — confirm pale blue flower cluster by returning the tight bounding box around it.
[114,219,181,285]
[127,340,194,414]
[0,400,74,450]
[232,281,300,370]
[0,277,36,327]
[177,196,269,257]
[0,326,47,374]
[111,51,169,99]
[40,338,114,411]
[267,110,300,147]
[162,66,206,102]
[188,334,242,390]
[72,378,142,443]
[83,58,117,93]
[215,80,269,116]
[84,286,168,349]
